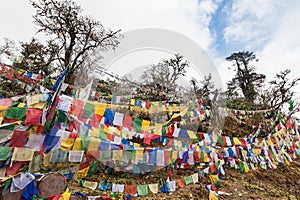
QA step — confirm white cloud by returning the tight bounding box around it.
[75,0,219,51]
[223,0,287,48]
[0,1,36,43]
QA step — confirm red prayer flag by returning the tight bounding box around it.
[124,184,137,195]
[25,108,43,125]
[177,178,185,188]
[89,114,102,128]
[123,115,133,130]
[70,99,84,118]
[5,161,25,176]
[9,130,29,147]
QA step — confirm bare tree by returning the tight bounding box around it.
[141,54,190,98]
[31,0,122,84]
[190,73,215,97]
[259,69,300,112]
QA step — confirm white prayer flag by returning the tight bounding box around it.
[79,80,93,102]
[69,150,84,162]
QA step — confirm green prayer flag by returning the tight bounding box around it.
[200,150,204,162]
[100,151,112,162]
[137,184,148,196]
[81,135,91,152]
[80,179,85,188]
[11,101,19,107]
[217,135,223,146]
[133,118,142,132]
[82,102,95,119]
[184,175,193,185]
[239,161,245,172]
[44,110,57,133]
[4,178,11,190]
[44,77,50,84]
[56,110,67,124]
[99,128,107,140]
[0,146,12,161]
[288,99,294,111]
[162,125,167,137]
[4,107,26,120]
[0,124,15,131]
[88,161,100,177]
[123,150,135,163]
[214,179,221,188]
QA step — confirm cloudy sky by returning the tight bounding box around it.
[1,0,300,97]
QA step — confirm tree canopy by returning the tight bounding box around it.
[226,51,265,103]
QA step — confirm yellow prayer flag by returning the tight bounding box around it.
[72,138,82,150]
[112,150,123,161]
[76,167,89,179]
[187,130,196,139]
[130,99,135,106]
[59,188,71,200]
[209,191,219,200]
[51,79,56,85]
[266,139,273,146]
[233,137,241,146]
[17,103,26,108]
[141,120,150,131]
[31,102,47,109]
[60,138,75,150]
[203,151,209,163]
[102,126,110,134]
[91,127,99,138]
[0,106,7,111]
[171,151,178,162]
[136,150,144,161]
[209,174,219,183]
[253,149,261,156]
[133,143,140,147]
[178,141,182,149]
[94,105,105,116]
[27,94,41,106]
[244,162,249,172]
[87,138,100,152]
[12,148,35,161]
